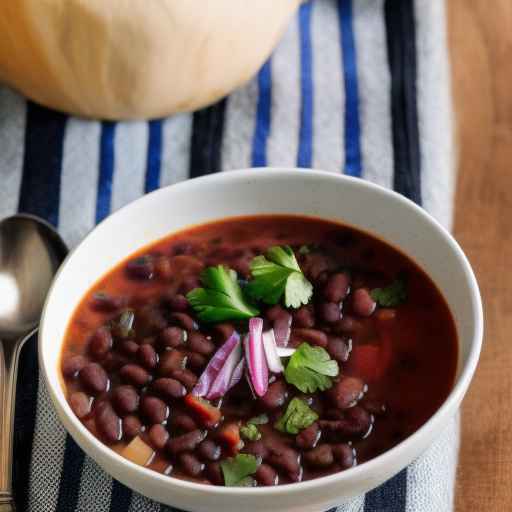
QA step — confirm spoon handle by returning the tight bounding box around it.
[0,330,36,509]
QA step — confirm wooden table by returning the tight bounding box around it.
[449,1,512,510]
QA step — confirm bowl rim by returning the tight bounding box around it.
[39,167,483,497]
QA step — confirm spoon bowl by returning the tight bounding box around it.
[0,214,67,511]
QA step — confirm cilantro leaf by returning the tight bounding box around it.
[245,246,313,308]
[284,343,339,393]
[298,245,310,255]
[240,423,261,441]
[187,265,259,322]
[220,454,258,487]
[371,278,407,307]
[274,398,319,434]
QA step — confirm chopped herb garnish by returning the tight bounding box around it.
[298,245,310,255]
[245,246,313,308]
[220,454,259,487]
[240,423,261,441]
[187,266,259,322]
[275,398,319,434]
[247,413,269,425]
[284,342,339,393]
[371,278,407,307]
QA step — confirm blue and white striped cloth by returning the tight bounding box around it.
[3,0,458,510]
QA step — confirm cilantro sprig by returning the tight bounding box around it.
[240,414,269,441]
[187,266,259,323]
[275,398,318,434]
[284,343,339,393]
[245,246,313,308]
[371,278,407,307]
[220,454,259,487]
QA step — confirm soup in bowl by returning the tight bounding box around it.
[40,168,482,511]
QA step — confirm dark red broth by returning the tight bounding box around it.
[60,215,457,486]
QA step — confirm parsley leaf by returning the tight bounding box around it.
[220,454,259,487]
[240,423,261,441]
[245,246,313,308]
[284,343,339,393]
[371,278,407,307]
[274,398,319,434]
[187,265,259,322]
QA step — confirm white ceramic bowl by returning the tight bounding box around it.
[39,168,483,512]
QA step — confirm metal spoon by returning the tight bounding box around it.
[0,214,67,512]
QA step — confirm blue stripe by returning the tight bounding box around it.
[55,438,86,512]
[109,481,133,512]
[145,119,163,193]
[338,0,362,176]
[14,102,67,511]
[297,1,314,168]
[364,468,408,511]
[95,121,116,223]
[251,59,272,167]
[18,102,67,225]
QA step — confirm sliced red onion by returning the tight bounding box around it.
[192,331,240,397]
[246,317,268,397]
[273,312,292,347]
[206,343,243,400]
[276,347,296,358]
[229,357,245,389]
[262,329,284,373]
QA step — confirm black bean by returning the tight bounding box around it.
[95,402,121,443]
[265,440,300,475]
[243,440,269,460]
[151,378,186,400]
[212,323,235,343]
[148,424,170,450]
[179,276,201,295]
[332,315,361,334]
[169,312,198,331]
[173,414,198,432]
[166,294,189,312]
[69,392,91,419]
[170,368,198,390]
[179,453,205,477]
[140,396,169,425]
[197,440,221,461]
[290,328,328,348]
[102,352,131,373]
[119,364,151,387]
[90,292,127,312]
[265,305,287,322]
[352,288,376,317]
[304,444,334,468]
[118,339,139,356]
[328,376,366,409]
[137,344,158,369]
[318,302,342,323]
[158,350,187,376]
[159,326,187,349]
[112,385,140,415]
[360,396,387,416]
[126,255,154,280]
[167,430,207,454]
[292,306,315,328]
[187,352,207,370]
[62,355,88,378]
[344,406,373,438]
[206,462,223,485]
[79,363,109,394]
[332,443,356,469]
[259,380,288,410]
[122,415,142,439]
[188,332,215,356]
[324,273,350,302]
[137,305,168,333]
[255,464,278,486]
[89,328,113,360]
[295,422,320,450]
[327,336,351,363]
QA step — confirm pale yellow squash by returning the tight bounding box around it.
[0,0,301,119]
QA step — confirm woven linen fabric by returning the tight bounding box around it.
[1,0,457,510]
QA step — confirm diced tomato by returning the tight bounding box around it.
[184,394,222,428]
[348,333,393,382]
[375,308,397,322]
[217,422,241,454]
